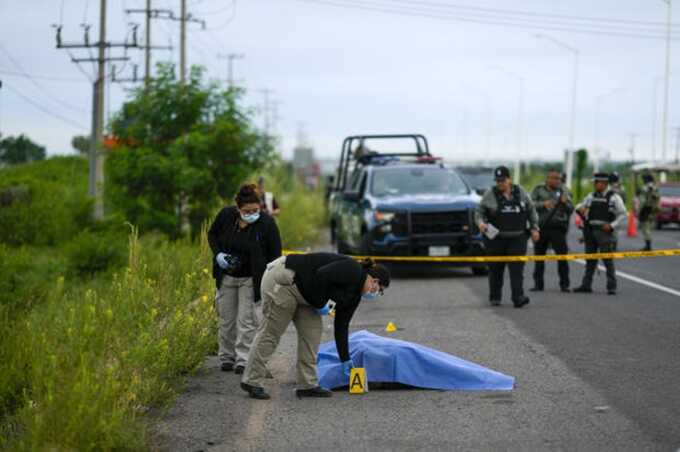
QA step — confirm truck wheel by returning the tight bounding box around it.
[471,266,489,276]
[656,222,663,230]
[337,240,351,255]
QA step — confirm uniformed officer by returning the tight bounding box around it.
[609,172,627,205]
[573,173,627,295]
[530,168,574,292]
[637,173,660,251]
[476,166,540,308]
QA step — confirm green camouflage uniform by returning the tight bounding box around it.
[638,183,660,242]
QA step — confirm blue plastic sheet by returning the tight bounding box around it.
[317,330,514,391]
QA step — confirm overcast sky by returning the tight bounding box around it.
[1,0,680,165]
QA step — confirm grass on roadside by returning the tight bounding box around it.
[0,227,217,451]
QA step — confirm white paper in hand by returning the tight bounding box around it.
[484,223,499,240]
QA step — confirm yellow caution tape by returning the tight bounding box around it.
[282,248,680,263]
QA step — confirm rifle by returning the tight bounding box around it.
[539,189,566,229]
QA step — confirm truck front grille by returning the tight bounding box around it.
[410,211,469,234]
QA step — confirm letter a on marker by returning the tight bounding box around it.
[349,368,368,394]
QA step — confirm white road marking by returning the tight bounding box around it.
[574,260,680,298]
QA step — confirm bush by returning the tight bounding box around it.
[0,157,91,246]
[64,230,127,277]
[251,165,327,250]
[0,228,217,450]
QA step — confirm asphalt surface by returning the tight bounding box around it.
[155,227,680,452]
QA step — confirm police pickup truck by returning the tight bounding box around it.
[328,134,487,275]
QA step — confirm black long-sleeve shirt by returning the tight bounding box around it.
[207,206,282,301]
[285,253,367,362]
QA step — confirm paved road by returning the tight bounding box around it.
[155,228,680,452]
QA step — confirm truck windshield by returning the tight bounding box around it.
[371,167,469,197]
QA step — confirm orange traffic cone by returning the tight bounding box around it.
[575,214,583,228]
[627,211,637,237]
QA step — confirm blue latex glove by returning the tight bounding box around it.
[316,302,331,316]
[216,252,230,269]
[341,359,354,377]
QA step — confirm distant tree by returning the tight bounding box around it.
[106,63,273,238]
[574,148,589,201]
[0,134,46,165]
[71,135,90,156]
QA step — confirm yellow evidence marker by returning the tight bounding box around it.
[349,367,368,394]
[385,321,397,332]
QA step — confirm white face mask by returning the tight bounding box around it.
[240,212,260,224]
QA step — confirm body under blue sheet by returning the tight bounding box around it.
[317,330,514,391]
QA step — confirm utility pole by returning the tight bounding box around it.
[674,127,680,163]
[217,53,245,88]
[125,4,173,86]
[0,79,3,138]
[260,88,273,138]
[629,133,638,163]
[54,0,138,219]
[180,0,186,83]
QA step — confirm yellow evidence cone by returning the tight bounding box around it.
[385,321,397,332]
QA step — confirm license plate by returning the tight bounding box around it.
[428,246,450,257]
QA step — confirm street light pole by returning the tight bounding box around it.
[594,88,624,171]
[489,66,524,183]
[662,0,672,162]
[535,34,579,189]
[652,76,663,163]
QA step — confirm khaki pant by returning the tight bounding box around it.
[243,256,322,389]
[216,275,261,367]
[642,218,654,241]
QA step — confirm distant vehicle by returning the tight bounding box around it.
[656,183,680,229]
[456,166,495,195]
[328,134,487,275]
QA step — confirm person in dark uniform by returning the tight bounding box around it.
[573,173,627,295]
[530,168,574,292]
[475,166,540,308]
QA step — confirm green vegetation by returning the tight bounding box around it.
[0,134,46,166]
[106,64,273,239]
[0,65,326,450]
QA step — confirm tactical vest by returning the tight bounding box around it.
[588,191,616,223]
[491,186,528,233]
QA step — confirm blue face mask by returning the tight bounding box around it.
[241,212,260,224]
[362,290,379,301]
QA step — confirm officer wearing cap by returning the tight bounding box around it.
[573,172,627,295]
[530,168,574,292]
[475,166,540,308]
[637,173,660,251]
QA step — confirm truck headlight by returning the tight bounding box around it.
[374,211,395,222]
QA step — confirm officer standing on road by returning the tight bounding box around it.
[573,173,627,295]
[637,173,660,251]
[609,172,627,206]
[476,166,540,308]
[530,168,574,292]
[241,253,390,400]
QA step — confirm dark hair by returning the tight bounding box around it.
[234,183,261,207]
[360,258,391,289]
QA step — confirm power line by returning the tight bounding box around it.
[0,69,84,83]
[3,83,86,131]
[0,44,88,114]
[297,0,680,40]
[384,0,680,29]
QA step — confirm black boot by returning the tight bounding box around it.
[241,382,271,400]
[643,240,652,251]
[573,285,592,293]
[296,386,333,398]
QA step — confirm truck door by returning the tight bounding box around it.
[340,169,367,250]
